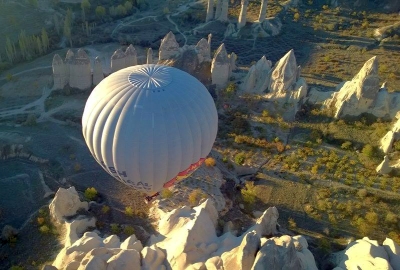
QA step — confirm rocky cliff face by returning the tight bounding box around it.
[48,187,318,270]
[159,31,180,61]
[211,43,231,88]
[324,56,400,119]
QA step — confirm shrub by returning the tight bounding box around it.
[204,157,216,167]
[385,212,398,225]
[110,223,120,234]
[37,217,45,225]
[241,182,257,206]
[125,206,134,217]
[74,163,82,172]
[362,144,374,158]
[124,225,135,236]
[161,188,173,199]
[341,141,352,150]
[24,114,37,126]
[357,188,368,198]
[365,211,378,225]
[84,187,98,201]
[101,205,110,214]
[288,217,297,229]
[39,225,50,234]
[234,153,246,165]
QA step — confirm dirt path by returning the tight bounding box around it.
[0,66,52,82]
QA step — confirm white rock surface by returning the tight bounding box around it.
[52,54,68,89]
[49,187,89,223]
[147,48,153,64]
[92,56,104,86]
[242,55,272,94]
[258,0,268,23]
[332,237,400,270]
[229,52,237,75]
[120,235,143,252]
[124,44,137,67]
[195,38,211,63]
[141,246,166,270]
[218,0,229,22]
[111,49,127,73]
[206,0,214,22]
[159,31,180,61]
[380,117,400,154]
[211,43,230,88]
[238,0,249,29]
[376,155,392,174]
[215,0,222,20]
[69,49,92,90]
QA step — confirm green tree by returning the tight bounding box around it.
[81,0,90,10]
[5,36,15,63]
[362,144,374,158]
[95,6,106,18]
[64,9,73,46]
[41,28,49,52]
[124,1,133,12]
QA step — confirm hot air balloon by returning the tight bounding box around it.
[82,64,218,201]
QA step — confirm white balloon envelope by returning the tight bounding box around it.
[82,64,218,195]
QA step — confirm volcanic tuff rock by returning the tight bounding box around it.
[224,23,237,38]
[238,0,249,29]
[215,0,223,20]
[380,117,400,154]
[206,0,214,22]
[195,38,211,63]
[159,32,180,61]
[124,44,137,67]
[69,49,91,90]
[52,54,68,89]
[376,155,392,175]
[242,55,272,94]
[211,43,231,88]
[331,237,400,270]
[147,48,153,64]
[92,57,104,86]
[258,0,268,22]
[49,187,318,270]
[218,0,229,22]
[111,48,127,73]
[49,187,89,223]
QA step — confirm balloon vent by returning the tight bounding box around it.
[128,65,172,90]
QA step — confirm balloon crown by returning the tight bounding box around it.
[128,65,172,90]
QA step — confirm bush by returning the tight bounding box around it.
[288,217,297,229]
[385,212,398,225]
[124,225,135,236]
[37,217,45,225]
[365,211,378,225]
[24,114,37,126]
[101,205,110,214]
[110,223,120,234]
[39,225,50,234]
[357,188,368,198]
[74,163,82,172]
[125,206,134,217]
[234,153,246,165]
[161,188,173,199]
[362,144,374,158]
[84,187,98,201]
[341,141,352,150]
[241,184,257,207]
[204,157,216,167]
[188,189,206,206]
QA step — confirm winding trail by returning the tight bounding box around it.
[110,16,158,39]
[166,15,188,45]
[0,66,52,82]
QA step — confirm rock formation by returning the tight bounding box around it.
[238,0,249,29]
[92,57,104,86]
[147,48,153,64]
[124,44,137,67]
[215,0,223,20]
[331,237,400,270]
[49,187,318,270]
[159,31,180,61]
[206,0,214,22]
[211,43,231,88]
[229,52,237,75]
[324,56,400,119]
[111,49,127,73]
[242,55,272,94]
[224,23,237,38]
[376,155,392,175]
[263,50,307,119]
[49,187,89,223]
[380,117,400,154]
[68,49,92,90]
[218,0,229,22]
[258,0,268,23]
[52,54,68,89]
[195,38,211,63]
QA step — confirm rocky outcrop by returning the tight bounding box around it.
[218,0,229,22]
[69,49,92,90]
[50,186,317,270]
[159,32,180,61]
[195,38,211,63]
[52,54,68,89]
[111,49,127,73]
[242,55,272,94]
[215,0,223,20]
[92,57,104,86]
[381,118,400,154]
[375,22,400,41]
[264,50,307,119]
[258,0,268,23]
[211,43,231,88]
[225,23,237,38]
[206,0,214,22]
[147,48,153,64]
[331,237,400,270]
[229,52,237,75]
[324,56,400,119]
[238,0,249,29]
[376,155,392,174]
[124,44,137,67]
[49,187,88,223]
